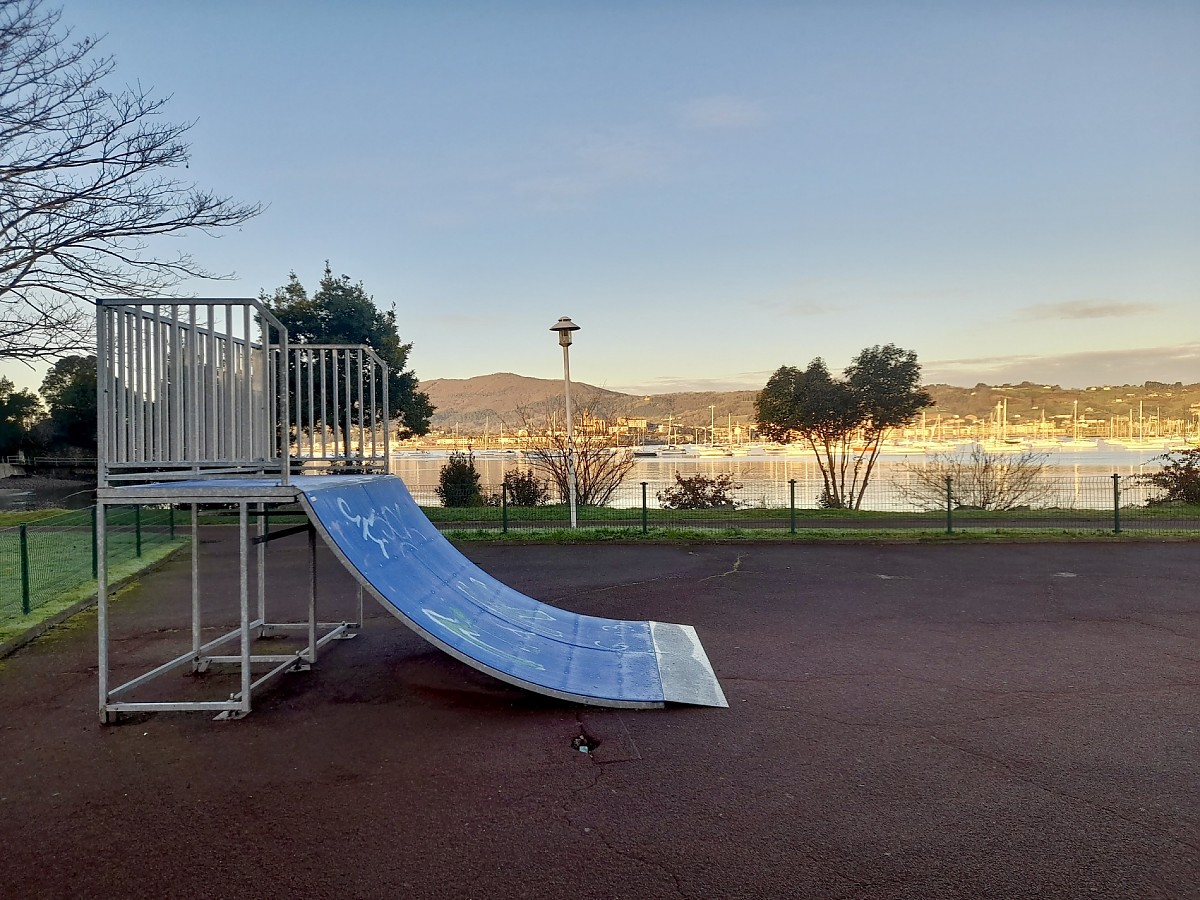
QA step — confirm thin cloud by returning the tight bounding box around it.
[514,129,666,210]
[924,343,1200,388]
[680,95,766,130]
[1023,300,1162,321]
[611,374,770,394]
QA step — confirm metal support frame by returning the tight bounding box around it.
[94,298,389,723]
[96,489,359,723]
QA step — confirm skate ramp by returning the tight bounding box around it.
[295,475,727,709]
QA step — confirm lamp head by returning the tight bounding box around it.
[549,316,580,347]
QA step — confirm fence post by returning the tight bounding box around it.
[91,506,98,578]
[945,476,954,535]
[19,523,30,614]
[641,482,648,534]
[135,505,142,557]
[501,483,508,534]
[788,479,797,535]
[1112,473,1121,534]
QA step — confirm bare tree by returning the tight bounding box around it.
[0,0,261,361]
[511,396,635,507]
[897,446,1054,511]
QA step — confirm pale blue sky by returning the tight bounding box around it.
[5,0,1198,393]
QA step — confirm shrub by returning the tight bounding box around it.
[436,451,483,507]
[656,472,742,510]
[1141,449,1200,506]
[502,468,551,506]
[896,446,1052,511]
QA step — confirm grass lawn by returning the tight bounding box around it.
[1,506,186,646]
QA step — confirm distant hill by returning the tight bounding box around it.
[421,374,1200,435]
[422,373,760,432]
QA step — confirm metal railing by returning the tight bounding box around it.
[403,473,1200,535]
[0,507,183,620]
[97,299,390,484]
[289,344,390,474]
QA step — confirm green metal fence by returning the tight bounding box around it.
[408,473,1200,535]
[0,506,181,620]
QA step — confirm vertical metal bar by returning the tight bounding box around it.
[331,350,341,458]
[308,521,317,664]
[278,322,291,484]
[319,349,328,457]
[243,305,253,461]
[133,309,144,460]
[239,503,251,713]
[205,304,216,461]
[357,348,365,464]
[306,349,316,460]
[946,476,954,535]
[135,505,142,557]
[224,304,235,461]
[97,502,110,722]
[169,505,175,539]
[18,523,30,614]
[170,305,182,460]
[191,504,201,662]
[501,482,508,533]
[188,304,200,466]
[368,353,378,463]
[1112,473,1122,534]
[115,309,126,462]
[789,479,797,534]
[257,505,266,624]
[344,350,353,462]
[151,309,163,465]
[291,347,301,464]
[96,304,110,485]
[382,354,390,463]
[641,481,648,534]
[91,506,98,578]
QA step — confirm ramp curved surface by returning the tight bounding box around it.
[294,475,727,709]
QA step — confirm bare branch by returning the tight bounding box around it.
[0,0,261,362]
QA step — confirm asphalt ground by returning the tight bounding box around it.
[0,532,1196,899]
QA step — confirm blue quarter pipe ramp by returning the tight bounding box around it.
[295,475,727,709]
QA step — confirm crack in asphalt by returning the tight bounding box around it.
[920,730,1200,858]
[558,765,689,899]
[704,554,744,580]
[554,571,689,602]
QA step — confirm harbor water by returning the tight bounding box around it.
[389,441,1179,510]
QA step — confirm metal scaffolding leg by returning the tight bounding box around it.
[99,497,356,724]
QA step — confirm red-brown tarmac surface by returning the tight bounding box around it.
[0,532,1197,899]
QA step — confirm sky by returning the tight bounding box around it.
[3,0,1198,395]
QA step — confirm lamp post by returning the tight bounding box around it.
[709,404,716,446]
[549,316,580,528]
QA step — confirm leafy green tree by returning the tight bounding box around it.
[0,376,43,456]
[756,344,933,509]
[436,451,483,507]
[39,354,97,451]
[262,264,433,438]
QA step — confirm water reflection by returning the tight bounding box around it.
[0,480,95,512]
[390,443,1169,511]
